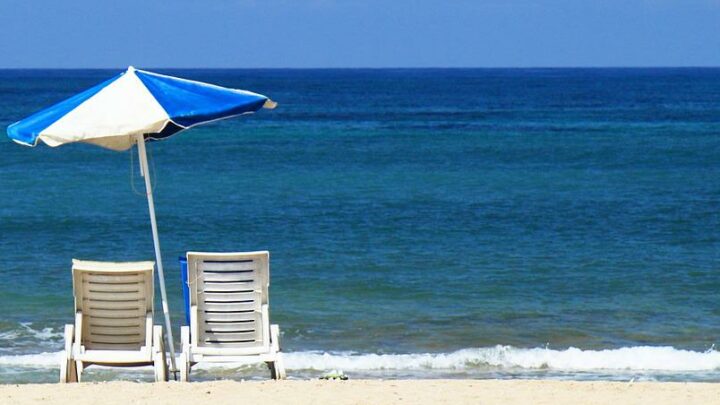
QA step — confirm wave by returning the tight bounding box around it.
[1,345,719,373]
[282,346,720,372]
[0,323,64,342]
[0,352,61,367]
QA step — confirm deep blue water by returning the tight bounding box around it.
[0,68,718,382]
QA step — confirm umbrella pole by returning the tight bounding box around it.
[136,134,178,377]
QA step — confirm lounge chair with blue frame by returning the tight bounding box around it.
[179,251,286,381]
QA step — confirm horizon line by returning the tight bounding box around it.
[1,66,720,71]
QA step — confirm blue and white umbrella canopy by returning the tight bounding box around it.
[6,67,276,376]
[8,66,276,150]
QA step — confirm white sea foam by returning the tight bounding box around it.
[0,352,61,367]
[282,346,720,372]
[0,323,63,343]
[0,330,21,341]
[1,346,718,374]
[18,323,64,341]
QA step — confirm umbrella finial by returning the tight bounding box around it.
[127,66,136,73]
[263,99,278,109]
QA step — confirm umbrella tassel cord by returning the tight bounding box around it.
[129,147,144,196]
[143,140,159,192]
[148,144,158,192]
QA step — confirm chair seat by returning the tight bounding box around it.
[190,344,272,357]
[74,348,153,364]
[189,352,280,363]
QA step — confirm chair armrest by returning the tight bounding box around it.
[181,326,190,347]
[152,325,164,354]
[190,305,198,346]
[74,311,83,351]
[64,324,74,353]
[270,324,281,353]
[145,312,153,349]
[261,304,270,350]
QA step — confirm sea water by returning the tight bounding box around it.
[0,68,718,382]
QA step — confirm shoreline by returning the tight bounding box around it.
[2,379,719,405]
[3,344,720,381]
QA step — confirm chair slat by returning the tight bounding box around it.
[201,310,260,324]
[83,282,144,293]
[83,273,146,284]
[201,301,259,312]
[201,271,258,283]
[203,330,259,343]
[201,291,259,302]
[88,325,143,335]
[88,332,143,344]
[200,281,258,292]
[84,290,145,301]
[84,308,146,319]
[203,322,258,333]
[87,316,142,328]
[199,261,256,271]
[84,342,146,351]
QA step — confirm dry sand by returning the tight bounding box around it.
[1,379,719,405]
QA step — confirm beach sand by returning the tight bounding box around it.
[1,379,718,405]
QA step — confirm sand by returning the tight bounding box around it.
[1,379,718,405]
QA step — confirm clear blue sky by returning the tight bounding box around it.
[1,0,719,68]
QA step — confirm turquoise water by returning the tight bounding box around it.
[0,68,718,382]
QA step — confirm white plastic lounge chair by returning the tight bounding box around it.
[180,251,286,381]
[60,259,167,382]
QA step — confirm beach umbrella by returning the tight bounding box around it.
[6,66,276,374]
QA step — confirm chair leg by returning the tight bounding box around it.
[180,326,190,382]
[268,325,287,380]
[153,325,168,382]
[75,361,83,382]
[59,356,67,383]
[179,352,190,382]
[68,361,78,383]
[60,324,77,383]
[274,356,287,380]
[266,356,287,380]
[276,356,287,380]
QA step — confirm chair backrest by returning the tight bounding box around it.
[186,251,270,351]
[72,259,154,351]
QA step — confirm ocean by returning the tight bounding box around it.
[0,68,718,383]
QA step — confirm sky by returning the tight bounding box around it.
[0,0,719,68]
